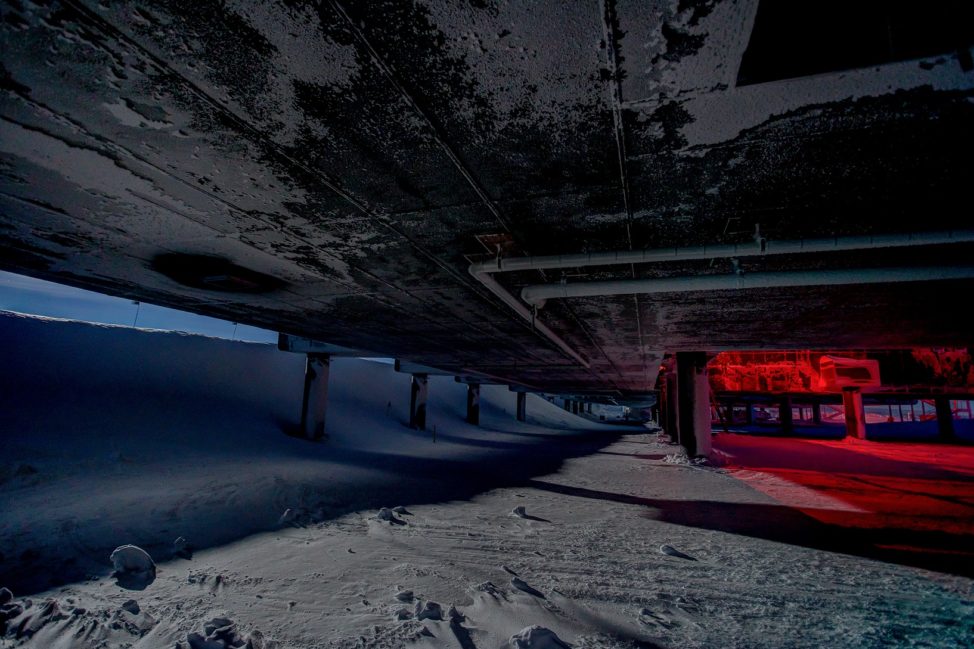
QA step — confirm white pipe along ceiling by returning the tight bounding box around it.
[468,230,974,342]
[520,266,974,307]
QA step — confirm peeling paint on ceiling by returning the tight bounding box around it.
[1,0,972,395]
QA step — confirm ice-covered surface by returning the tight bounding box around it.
[2,313,973,647]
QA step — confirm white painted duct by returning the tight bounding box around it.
[468,229,974,367]
[469,229,974,275]
[468,268,590,368]
[520,266,974,307]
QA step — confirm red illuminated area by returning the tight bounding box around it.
[713,435,974,575]
[706,349,974,443]
[708,348,974,393]
[697,349,974,575]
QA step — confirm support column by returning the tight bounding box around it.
[842,387,866,440]
[780,395,794,436]
[812,402,822,425]
[300,353,330,440]
[664,365,679,442]
[572,400,580,414]
[934,395,956,441]
[586,402,592,414]
[465,383,480,425]
[563,398,571,411]
[676,352,711,458]
[409,373,429,430]
[516,391,527,422]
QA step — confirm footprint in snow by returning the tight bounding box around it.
[660,544,696,561]
[511,577,545,598]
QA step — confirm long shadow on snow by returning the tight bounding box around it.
[2,428,623,596]
[527,480,974,578]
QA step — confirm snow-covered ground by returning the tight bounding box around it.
[2,312,972,648]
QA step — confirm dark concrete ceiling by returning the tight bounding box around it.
[1,0,973,395]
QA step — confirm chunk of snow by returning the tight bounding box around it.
[663,449,710,466]
[110,545,156,589]
[0,600,24,634]
[394,589,413,602]
[110,545,155,575]
[509,625,571,648]
[660,544,696,560]
[512,505,528,518]
[0,587,11,605]
[180,616,260,649]
[121,598,140,614]
[391,505,412,515]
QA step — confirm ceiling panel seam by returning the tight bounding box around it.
[56,0,524,334]
[598,0,650,378]
[13,3,563,356]
[325,0,513,235]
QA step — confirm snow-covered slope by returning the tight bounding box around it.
[0,311,615,596]
[2,312,971,649]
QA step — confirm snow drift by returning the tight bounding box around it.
[0,311,616,595]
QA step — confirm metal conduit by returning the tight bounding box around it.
[468,229,974,367]
[520,266,974,306]
[468,268,590,368]
[469,229,974,275]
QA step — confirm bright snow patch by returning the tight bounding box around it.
[509,625,571,648]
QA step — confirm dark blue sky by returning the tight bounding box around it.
[0,270,277,343]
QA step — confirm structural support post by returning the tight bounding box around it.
[466,383,480,425]
[516,391,527,422]
[572,400,580,414]
[676,352,711,458]
[934,395,956,441]
[842,387,866,440]
[300,353,330,440]
[410,373,429,430]
[663,363,679,442]
[780,395,794,436]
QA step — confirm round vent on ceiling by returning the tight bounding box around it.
[152,254,285,293]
